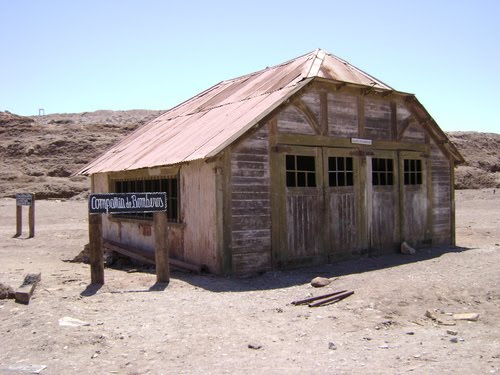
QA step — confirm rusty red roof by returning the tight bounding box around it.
[77,49,396,175]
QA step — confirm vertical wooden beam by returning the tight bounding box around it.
[154,211,170,283]
[222,149,233,274]
[89,214,104,285]
[449,159,456,246]
[28,198,35,238]
[320,91,328,135]
[390,101,398,141]
[269,117,282,269]
[357,96,366,137]
[15,205,22,237]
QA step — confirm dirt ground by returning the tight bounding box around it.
[0,189,499,375]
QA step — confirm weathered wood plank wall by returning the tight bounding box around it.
[181,160,218,272]
[229,126,272,273]
[430,140,452,245]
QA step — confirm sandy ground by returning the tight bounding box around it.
[0,190,499,375]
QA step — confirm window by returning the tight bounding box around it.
[372,158,394,186]
[114,176,179,222]
[328,157,354,187]
[404,159,423,185]
[286,155,316,187]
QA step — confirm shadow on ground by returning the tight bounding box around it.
[173,245,474,293]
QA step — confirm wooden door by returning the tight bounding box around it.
[367,151,400,252]
[278,147,325,267]
[323,148,361,259]
[400,151,428,247]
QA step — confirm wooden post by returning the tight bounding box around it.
[28,198,35,238]
[15,205,22,237]
[153,211,170,283]
[89,214,104,285]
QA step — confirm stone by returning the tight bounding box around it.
[400,241,416,255]
[450,337,458,343]
[328,341,337,350]
[0,282,15,299]
[453,313,479,321]
[58,316,91,327]
[247,343,262,350]
[311,277,331,288]
[446,329,458,336]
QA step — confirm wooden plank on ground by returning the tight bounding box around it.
[15,273,41,305]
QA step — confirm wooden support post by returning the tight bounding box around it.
[154,212,170,283]
[89,214,104,285]
[15,205,22,237]
[28,200,35,238]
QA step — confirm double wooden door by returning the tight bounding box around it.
[274,147,428,267]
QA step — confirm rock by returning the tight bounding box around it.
[328,341,337,350]
[379,344,389,349]
[446,329,458,336]
[58,316,91,327]
[450,337,458,343]
[453,313,479,321]
[401,241,416,255]
[425,310,437,320]
[311,277,331,288]
[247,343,262,350]
[0,282,15,299]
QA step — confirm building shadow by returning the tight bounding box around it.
[172,245,474,293]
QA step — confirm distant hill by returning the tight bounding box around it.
[0,110,498,199]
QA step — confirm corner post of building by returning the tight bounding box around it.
[153,211,170,283]
[28,195,35,238]
[89,213,104,285]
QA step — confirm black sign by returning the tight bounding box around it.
[88,192,167,214]
[16,193,33,206]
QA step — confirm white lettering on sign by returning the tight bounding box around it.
[88,193,167,214]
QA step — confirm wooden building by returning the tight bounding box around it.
[78,49,464,274]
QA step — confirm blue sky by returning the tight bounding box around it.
[1,0,499,133]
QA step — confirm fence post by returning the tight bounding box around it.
[28,198,35,238]
[153,211,170,283]
[89,214,104,285]
[15,205,22,237]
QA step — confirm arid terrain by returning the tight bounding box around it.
[0,190,498,374]
[0,110,499,374]
[0,110,499,199]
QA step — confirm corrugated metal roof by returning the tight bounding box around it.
[77,49,395,175]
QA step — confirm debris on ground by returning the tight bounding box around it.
[0,282,15,299]
[292,290,354,307]
[15,273,41,305]
[310,277,332,288]
[58,316,91,327]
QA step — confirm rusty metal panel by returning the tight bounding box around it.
[78,49,396,175]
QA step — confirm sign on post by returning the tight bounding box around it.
[16,193,33,207]
[87,192,169,285]
[14,193,35,238]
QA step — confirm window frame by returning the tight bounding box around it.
[328,156,354,187]
[112,175,180,222]
[285,154,317,188]
[371,158,394,186]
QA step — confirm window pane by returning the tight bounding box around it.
[337,157,345,171]
[328,157,336,171]
[346,172,353,186]
[338,172,345,186]
[286,172,296,187]
[297,156,315,171]
[387,159,393,172]
[297,172,306,187]
[404,173,410,185]
[416,173,422,184]
[346,157,353,171]
[329,173,337,187]
[286,155,295,170]
[373,173,379,185]
[387,173,393,185]
[307,173,316,187]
